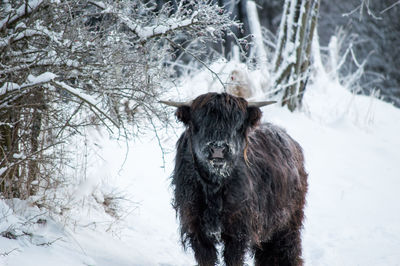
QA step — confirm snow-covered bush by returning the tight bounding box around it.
[0,0,239,214]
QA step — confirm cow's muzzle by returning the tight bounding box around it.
[207,141,230,166]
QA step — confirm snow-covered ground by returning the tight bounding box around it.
[1,62,400,266]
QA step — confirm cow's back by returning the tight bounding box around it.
[246,123,308,240]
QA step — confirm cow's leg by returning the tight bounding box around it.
[222,234,247,266]
[189,232,218,266]
[254,227,303,266]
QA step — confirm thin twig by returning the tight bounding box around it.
[380,0,400,13]
[0,248,20,256]
[0,141,64,176]
[36,237,63,246]
[117,136,130,176]
[18,212,47,227]
[50,81,119,130]
[165,38,226,91]
[147,113,166,169]
[55,102,84,139]
[342,4,361,17]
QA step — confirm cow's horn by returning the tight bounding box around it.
[159,100,191,107]
[247,101,277,108]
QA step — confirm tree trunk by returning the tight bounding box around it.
[273,0,320,111]
[0,97,22,198]
[247,1,268,69]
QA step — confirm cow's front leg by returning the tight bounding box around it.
[189,231,218,266]
[222,233,247,266]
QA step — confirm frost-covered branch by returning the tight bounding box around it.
[50,81,119,129]
[0,140,65,188]
[0,29,47,48]
[166,38,226,90]
[380,0,400,13]
[87,0,237,43]
[342,0,382,20]
[0,0,44,31]
[0,72,55,96]
[1,0,238,202]
[0,247,19,257]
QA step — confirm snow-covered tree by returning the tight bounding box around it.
[318,0,400,107]
[272,0,320,111]
[0,0,238,200]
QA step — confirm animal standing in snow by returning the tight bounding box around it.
[161,93,308,266]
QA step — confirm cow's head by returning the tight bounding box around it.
[161,93,275,179]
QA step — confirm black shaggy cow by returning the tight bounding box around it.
[161,93,308,266]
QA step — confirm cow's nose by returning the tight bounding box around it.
[208,142,228,159]
[210,146,225,159]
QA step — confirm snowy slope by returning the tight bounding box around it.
[1,63,400,266]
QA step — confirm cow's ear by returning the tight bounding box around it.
[176,106,191,125]
[246,106,262,128]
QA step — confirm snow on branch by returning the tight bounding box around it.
[342,0,382,20]
[0,0,240,204]
[50,81,119,129]
[381,0,400,14]
[0,72,56,96]
[0,72,118,129]
[136,15,199,40]
[0,0,44,31]
[0,140,64,173]
[0,29,47,48]
[87,0,237,42]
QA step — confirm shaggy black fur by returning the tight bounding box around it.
[170,93,307,266]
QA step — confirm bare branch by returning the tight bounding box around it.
[166,38,226,91]
[0,0,44,31]
[36,237,63,246]
[50,81,119,129]
[0,247,20,257]
[380,0,400,13]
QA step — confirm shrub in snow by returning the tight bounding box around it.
[0,0,238,217]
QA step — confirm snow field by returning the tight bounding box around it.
[1,61,400,265]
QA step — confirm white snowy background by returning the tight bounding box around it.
[1,59,400,266]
